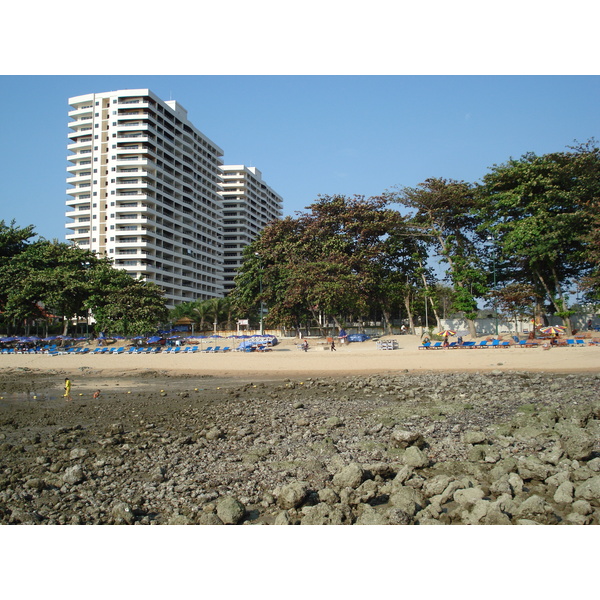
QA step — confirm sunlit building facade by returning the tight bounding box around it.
[219,165,283,293]
[65,89,225,307]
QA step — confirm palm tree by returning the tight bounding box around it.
[206,298,225,331]
[192,300,211,333]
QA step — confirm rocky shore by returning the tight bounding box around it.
[1,368,598,525]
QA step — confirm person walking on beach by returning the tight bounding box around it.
[330,339,336,351]
[93,390,101,400]
[64,377,73,402]
[302,340,309,352]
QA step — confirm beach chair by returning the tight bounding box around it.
[566,339,576,347]
[418,342,431,350]
[475,341,489,349]
[576,339,586,346]
[210,346,221,353]
[430,342,443,349]
[202,346,213,353]
[460,341,476,349]
[220,346,231,352]
[519,340,538,348]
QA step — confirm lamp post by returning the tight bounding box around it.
[255,252,264,335]
[487,236,499,336]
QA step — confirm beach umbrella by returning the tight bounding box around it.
[438,330,456,337]
[539,325,567,335]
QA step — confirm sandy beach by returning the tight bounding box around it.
[2,335,599,379]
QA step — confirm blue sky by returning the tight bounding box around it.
[1,75,598,242]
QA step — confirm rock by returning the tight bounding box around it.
[216,496,246,525]
[386,508,414,525]
[332,463,365,489]
[69,448,89,460]
[517,456,553,481]
[389,485,426,516]
[150,466,167,482]
[482,508,512,525]
[391,429,425,449]
[422,475,452,498]
[301,503,345,525]
[572,500,592,515]
[205,427,222,441]
[24,478,45,491]
[318,488,340,505]
[198,513,224,525]
[556,425,595,460]
[402,446,429,468]
[168,514,192,525]
[274,511,291,525]
[355,505,388,525]
[454,487,485,507]
[553,481,574,504]
[63,465,85,485]
[325,416,344,429]
[463,431,487,445]
[277,481,310,510]
[111,501,135,524]
[574,476,600,501]
[515,495,552,521]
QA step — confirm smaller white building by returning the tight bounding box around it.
[219,165,283,293]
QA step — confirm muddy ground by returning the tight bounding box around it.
[0,367,599,524]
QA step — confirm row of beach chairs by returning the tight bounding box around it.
[419,338,599,350]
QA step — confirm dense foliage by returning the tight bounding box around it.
[0,221,168,336]
[3,141,598,337]
[230,142,599,333]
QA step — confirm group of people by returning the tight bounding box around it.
[63,378,100,401]
[299,339,336,352]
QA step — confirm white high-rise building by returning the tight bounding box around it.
[65,89,225,307]
[219,165,283,293]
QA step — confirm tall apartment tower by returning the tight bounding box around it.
[65,89,225,307]
[219,165,283,293]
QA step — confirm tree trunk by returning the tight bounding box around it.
[418,268,442,330]
[404,294,416,334]
[535,269,573,335]
[381,308,393,335]
[466,317,477,338]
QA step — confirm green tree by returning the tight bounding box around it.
[231,195,409,334]
[86,263,168,336]
[1,240,99,334]
[391,178,486,338]
[476,142,600,333]
[489,283,540,334]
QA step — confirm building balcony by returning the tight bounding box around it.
[66,160,93,173]
[68,105,93,118]
[65,208,91,219]
[66,189,92,200]
[67,139,93,151]
[66,174,92,185]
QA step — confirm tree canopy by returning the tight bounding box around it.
[0,225,168,336]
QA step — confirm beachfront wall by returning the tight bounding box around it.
[272,314,599,339]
